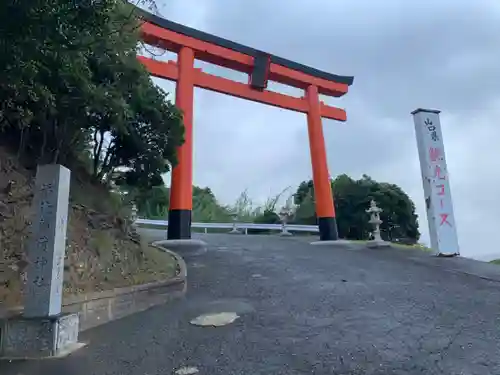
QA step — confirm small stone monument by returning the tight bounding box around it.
[366,200,389,248]
[131,203,138,221]
[278,207,293,236]
[0,165,84,359]
[228,211,241,234]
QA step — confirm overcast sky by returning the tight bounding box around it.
[145,0,500,260]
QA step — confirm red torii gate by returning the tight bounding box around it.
[138,10,354,242]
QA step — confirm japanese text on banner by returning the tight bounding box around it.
[426,118,452,227]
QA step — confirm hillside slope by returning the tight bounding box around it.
[0,147,176,309]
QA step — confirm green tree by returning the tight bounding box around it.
[294,180,314,206]
[132,184,233,222]
[133,185,170,219]
[293,175,420,241]
[0,0,184,191]
[192,186,231,222]
[292,191,316,225]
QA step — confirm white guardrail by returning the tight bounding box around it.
[135,218,319,235]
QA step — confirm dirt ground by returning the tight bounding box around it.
[0,147,177,309]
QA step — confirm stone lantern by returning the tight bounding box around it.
[278,206,294,236]
[228,211,241,234]
[366,200,389,248]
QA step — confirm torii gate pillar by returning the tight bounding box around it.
[137,9,354,241]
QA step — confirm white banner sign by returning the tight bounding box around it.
[412,109,459,256]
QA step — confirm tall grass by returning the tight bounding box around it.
[193,188,296,223]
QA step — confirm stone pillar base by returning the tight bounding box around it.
[228,229,242,234]
[153,239,207,256]
[0,313,84,359]
[279,231,293,236]
[366,240,390,248]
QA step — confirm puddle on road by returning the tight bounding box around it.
[251,273,268,280]
[190,312,240,327]
[175,366,199,375]
[204,298,254,314]
[190,263,206,268]
[185,298,255,322]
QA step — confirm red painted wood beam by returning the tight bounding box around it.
[139,57,347,121]
[321,102,347,122]
[141,23,252,73]
[141,22,348,98]
[193,69,309,114]
[138,56,178,80]
[269,64,347,98]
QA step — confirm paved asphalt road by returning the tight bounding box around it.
[3,233,500,374]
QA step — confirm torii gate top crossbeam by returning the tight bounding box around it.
[138,9,353,121]
[139,10,353,87]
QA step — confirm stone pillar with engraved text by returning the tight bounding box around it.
[1,165,83,359]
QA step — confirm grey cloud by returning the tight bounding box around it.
[151,0,500,258]
[198,0,500,116]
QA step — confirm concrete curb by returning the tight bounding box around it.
[151,242,188,280]
[0,247,187,334]
[152,239,208,256]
